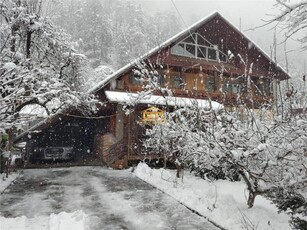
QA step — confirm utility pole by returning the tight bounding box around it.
[272,27,279,116]
[239,17,242,31]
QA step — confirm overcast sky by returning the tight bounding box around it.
[135,0,306,75]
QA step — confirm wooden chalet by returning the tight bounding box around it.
[15,12,290,168]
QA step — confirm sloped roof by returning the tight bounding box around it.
[89,11,290,94]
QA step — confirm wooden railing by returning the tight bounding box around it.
[105,139,128,166]
[105,139,165,168]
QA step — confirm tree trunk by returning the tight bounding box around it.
[5,158,9,178]
[26,30,32,58]
[3,128,15,178]
[10,25,18,54]
[7,128,15,151]
[238,170,262,208]
[176,166,180,178]
[175,161,184,179]
[247,191,258,208]
[163,155,167,169]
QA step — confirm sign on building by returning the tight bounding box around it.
[141,106,166,125]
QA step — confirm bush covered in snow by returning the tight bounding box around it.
[144,106,307,218]
[266,187,307,229]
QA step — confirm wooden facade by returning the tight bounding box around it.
[16,12,290,168]
[92,13,290,168]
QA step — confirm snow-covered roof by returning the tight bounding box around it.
[105,91,223,111]
[89,11,290,94]
[14,114,61,143]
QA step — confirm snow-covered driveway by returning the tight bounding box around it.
[0,167,219,230]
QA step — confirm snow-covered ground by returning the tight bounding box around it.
[0,165,294,229]
[0,167,218,230]
[0,211,87,230]
[0,171,20,194]
[1,171,87,230]
[134,163,292,230]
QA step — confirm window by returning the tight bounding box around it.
[208,48,217,60]
[182,34,195,43]
[172,43,196,57]
[173,75,185,89]
[223,81,232,93]
[197,34,211,46]
[172,44,185,56]
[197,46,207,58]
[232,83,243,94]
[170,32,228,63]
[206,74,216,92]
[117,80,124,89]
[223,77,243,94]
[263,79,271,96]
[219,52,227,62]
[186,44,196,57]
[130,72,142,85]
[256,78,271,96]
[151,73,165,87]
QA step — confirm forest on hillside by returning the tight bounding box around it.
[49,0,182,68]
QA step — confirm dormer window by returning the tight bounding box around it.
[171,33,228,62]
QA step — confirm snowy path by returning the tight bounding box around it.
[0,167,219,230]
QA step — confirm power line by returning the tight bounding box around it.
[59,113,116,120]
[170,0,189,29]
[170,0,219,63]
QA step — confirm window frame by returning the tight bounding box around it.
[205,72,216,92]
[130,72,143,85]
[171,33,228,63]
[172,74,185,89]
[223,74,244,94]
[255,78,271,96]
[151,73,165,87]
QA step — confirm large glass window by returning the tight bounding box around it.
[172,44,185,56]
[197,46,207,58]
[172,75,185,89]
[182,34,195,43]
[232,83,243,94]
[219,52,227,62]
[171,32,228,63]
[223,81,232,93]
[208,48,217,60]
[256,78,271,96]
[197,34,211,46]
[186,44,196,57]
[152,73,165,87]
[223,77,243,94]
[206,74,216,92]
[263,79,271,96]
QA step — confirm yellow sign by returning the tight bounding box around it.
[141,106,166,124]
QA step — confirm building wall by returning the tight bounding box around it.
[115,104,124,141]
[112,67,273,108]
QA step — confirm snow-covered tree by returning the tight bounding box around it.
[145,106,307,209]
[273,0,307,49]
[0,0,97,133]
[51,0,182,68]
